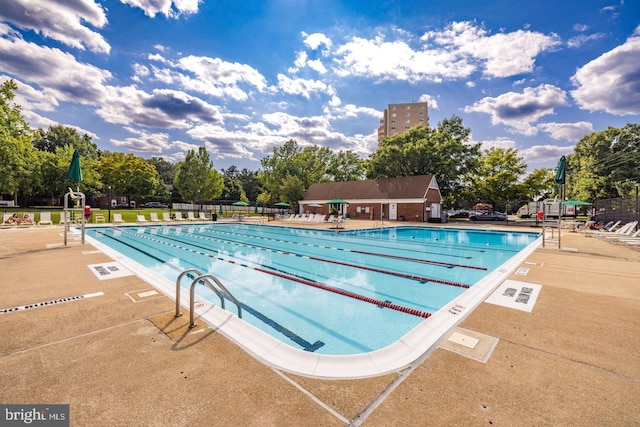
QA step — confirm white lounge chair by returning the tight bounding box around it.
[37,211,53,225]
[19,212,36,226]
[113,213,125,224]
[162,212,171,222]
[198,212,209,221]
[3,212,17,226]
[187,211,197,221]
[137,214,148,223]
[174,212,186,221]
[149,212,162,222]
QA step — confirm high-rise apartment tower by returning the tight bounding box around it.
[377,101,429,143]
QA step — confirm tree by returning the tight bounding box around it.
[0,79,38,202]
[568,124,640,200]
[521,168,556,201]
[221,166,246,201]
[327,151,365,181]
[470,147,527,211]
[38,145,102,203]
[99,152,160,202]
[33,125,99,160]
[367,117,481,207]
[238,168,261,201]
[259,140,332,202]
[279,175,305,208]
[173,147,224,203]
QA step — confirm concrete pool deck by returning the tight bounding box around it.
[1,220,639,425]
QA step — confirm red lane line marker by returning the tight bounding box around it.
[256,268,431,319]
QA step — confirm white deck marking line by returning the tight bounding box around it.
[0,292,104,315]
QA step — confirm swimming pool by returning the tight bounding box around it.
[85,223,540,377]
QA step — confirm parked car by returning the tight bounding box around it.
[469,211,507,221]
[143,202,168,208]
[447,209,470,218]
[116,203,132,208]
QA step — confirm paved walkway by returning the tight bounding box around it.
[1,222,638,426]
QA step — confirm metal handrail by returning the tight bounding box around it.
[175,269,203,317]
[189,273,242,328]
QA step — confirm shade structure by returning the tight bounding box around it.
[274,201,290,207]
[562,199,591,206]
[326,198,348,204]
[67,150,83,182]
[555,155,566,185]
[232,200,249,206]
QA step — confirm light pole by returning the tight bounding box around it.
[107,185,111,222]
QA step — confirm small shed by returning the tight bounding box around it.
[300,175,443,222]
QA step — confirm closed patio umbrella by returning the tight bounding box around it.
[67,150,83,184]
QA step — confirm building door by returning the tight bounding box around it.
[389,203,397,220]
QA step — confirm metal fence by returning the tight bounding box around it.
[592,196,639,224]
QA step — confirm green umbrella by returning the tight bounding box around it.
[326,198,348,204]
[67,150,83,183]
[562,199,591,206]
[232,200,249,206]
[554,155,566,185]
[274,202,290,207]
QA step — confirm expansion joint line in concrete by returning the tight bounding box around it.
[0,309,174,359]
[272,369,350,424]
[500,337,640,383]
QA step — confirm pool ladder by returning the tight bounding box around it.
[175,269,242,328]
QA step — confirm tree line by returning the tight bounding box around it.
[1,79,639,212]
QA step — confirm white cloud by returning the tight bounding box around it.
[143,54,269,101]
[0,0,110,53]
[571,29,640,115]
[111,127,172,152]
[520,144,575,165]
[331,21,559,83]
[464,84,568,135]
[417,93,439,110]
[302,32,332,51]
[276,74,335,98]
[118,0,200,18]
[0,36,111,104]
[477,136,517,151]
[97,86,223,129]
[567,33,605,48]
[425,22,561,78]
[538,121,594,141]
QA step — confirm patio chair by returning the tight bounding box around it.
[3,212,17,226]
[162,212,171,222]
[18,212,36,226]
[198,212,209,221]
[112,213,125,224]
[187,211,197,221]
[37,211,53,225]
[149,212,162,222]
[137,214,148,223]
[174,211,186,221]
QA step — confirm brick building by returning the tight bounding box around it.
[300,175,443,222]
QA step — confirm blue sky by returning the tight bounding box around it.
[1,0,639,173]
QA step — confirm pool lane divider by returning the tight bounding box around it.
[113,227,433,319]
[166,227,471,289]
[199,225,485,270]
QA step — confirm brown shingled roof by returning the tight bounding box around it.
[302,175,436,201]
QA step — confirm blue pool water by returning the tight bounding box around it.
[85,224,538,355]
